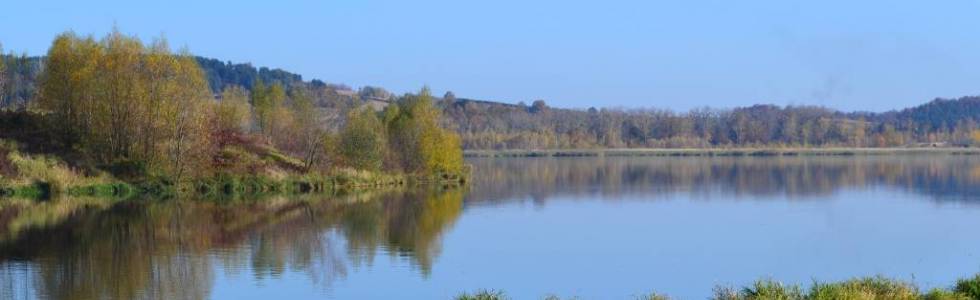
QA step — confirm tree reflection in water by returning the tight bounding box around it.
[0,187,465,300]
[3,155,980,299]
[466,155,980,204]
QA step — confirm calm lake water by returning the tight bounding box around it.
[3,155,980,299]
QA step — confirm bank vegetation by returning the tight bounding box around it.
[0,29,465,199]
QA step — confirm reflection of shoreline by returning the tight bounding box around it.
[464,147,980,157]
[0,187,465,299]
[465,156,980,204]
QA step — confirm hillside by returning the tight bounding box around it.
[1,30,468,201]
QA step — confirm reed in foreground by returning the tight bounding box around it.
[455,289,508,300]
[456,273,980,300]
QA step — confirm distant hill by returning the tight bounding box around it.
[3,54,980,149]
[443,96,980,149]
[892,97,980,131]
[0,54,385,109]
[194,57,304,92]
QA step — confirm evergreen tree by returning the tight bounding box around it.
[0,43,5,106]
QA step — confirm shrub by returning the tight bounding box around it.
[455,289,507,300]
[955,274,980,299]
[7,151,81,193]
[712,285,740,300]
[923,288,971,300]
[808,276,918,300]
[339,108,385,171]
[740,280,803,300]
[0,140,15,179]
[634,292,671,300]
[104,159,148,180]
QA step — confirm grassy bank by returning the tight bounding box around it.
[457,274,980,300]
[0,146,129,198]
[1,141,467,200]
[465,147,980,158]
[175,168,466,199]
[2,168,467,200]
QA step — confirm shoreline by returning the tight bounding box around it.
[0,171,467,200]
[464,147,980,158]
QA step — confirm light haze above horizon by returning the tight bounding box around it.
[2,0,979,112]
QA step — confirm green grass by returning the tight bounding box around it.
[7,151,83,193]
[0,142,119,198]
[0,183,46,198]
[458,274,980,300]
[1,169,464,200]
[1,138,466,200]
[66,182,135,198]
[955,274,980,299]
[923,288,972,300]
[540,293,671,300]
[807,276,919,300]
[736,279,804,300]
[1,142,466,200]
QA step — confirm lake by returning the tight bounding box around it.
[2,155,980,299]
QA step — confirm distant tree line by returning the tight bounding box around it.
[0,46,43,108]
[442,98,980,149]
[195,56,303,92]
[4,36,980,154]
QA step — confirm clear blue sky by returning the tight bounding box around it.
[2,0,979,112]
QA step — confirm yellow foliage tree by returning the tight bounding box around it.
[287,87,325,168]
[386,87,463,174]
[38,29,213,179]
[253,81,287,136]
[160,52,213,179]
[340,108,385,171]
[214,85,253,133]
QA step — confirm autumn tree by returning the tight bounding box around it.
[387,87,463,173]
[881,124,903,147]
[440,91,456,107]
[266,82,288,134]
[530,99,548,114]
[288,86,325,168]
[852,118,867,147]
[251,79,290,142]
[37,32,98,147]
[37,29,213,179]
[340,107,385,171]
[214,85,252,134]
[780,112,799,145]
[160,51,213,180]
[250,79,268,132]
